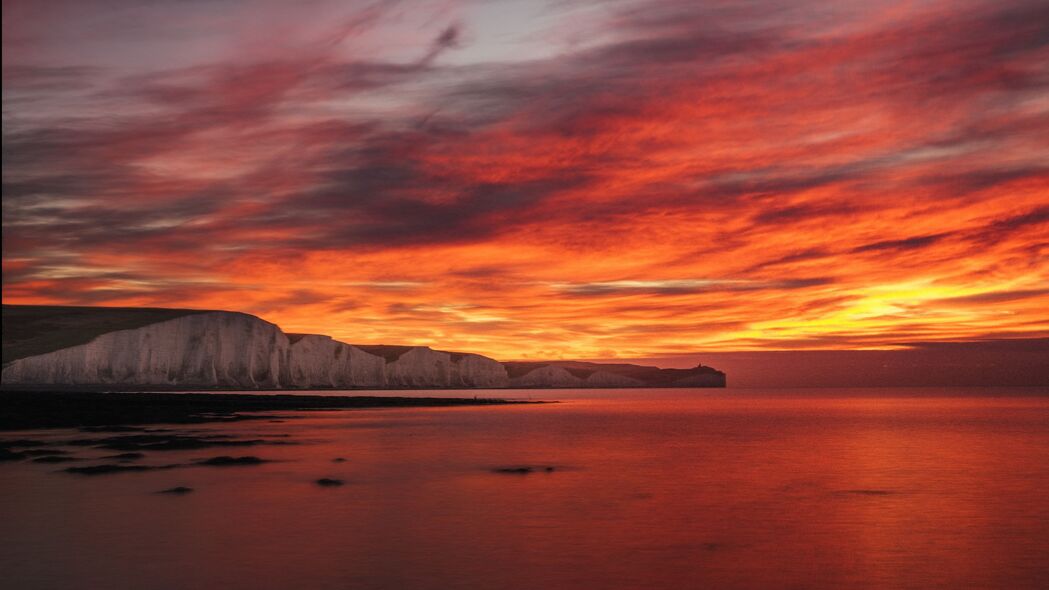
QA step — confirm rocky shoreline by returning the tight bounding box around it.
[0,390,533,431]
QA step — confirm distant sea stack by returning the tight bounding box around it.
[0,305,725,390]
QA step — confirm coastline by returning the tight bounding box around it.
[0,390,537,431]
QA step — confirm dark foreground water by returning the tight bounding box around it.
[2,388,1048,590]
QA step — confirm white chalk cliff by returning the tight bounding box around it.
[285,334,386,388]
[369,346,510,388]
[1,305,725,389]
[1,310,510,389]
[509,365,584,388]
[2,312,287,388]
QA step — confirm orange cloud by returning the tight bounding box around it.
[3,0,1047,360]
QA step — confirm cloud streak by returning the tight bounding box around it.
[3,0,1048,359]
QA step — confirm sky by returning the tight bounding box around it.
[3,0,1048,372]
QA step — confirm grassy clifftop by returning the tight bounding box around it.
[2,305,207,366]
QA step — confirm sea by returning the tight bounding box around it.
[2,387,1048,590]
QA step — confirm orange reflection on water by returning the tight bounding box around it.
[1,391,1047,589]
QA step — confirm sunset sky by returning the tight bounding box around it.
[3,0,1048,365]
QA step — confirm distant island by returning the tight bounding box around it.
[1,305,725,390]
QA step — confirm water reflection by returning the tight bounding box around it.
[2,389,1048,589]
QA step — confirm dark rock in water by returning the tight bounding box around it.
[494,467,530,474]
[0,391,525,431]
[32,455,80,463]
[195,455,268,466]
[20,449,69,457]
[492,465,557,475]
[64,463,177,476]
[315,478,344,486]
[0,439,40,449]
[69,433,273,452]
[0,448,27,462]
[158,486,194,495]
[332,457,347,463]
[81,425,146,433]
[103,452,146,461]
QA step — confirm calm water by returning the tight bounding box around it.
[2,388,1048,590]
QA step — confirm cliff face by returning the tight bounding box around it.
[503,360,726,388]
[669,373,726,387]
[285,335,385,388]
[509,365,583,388]
[382,347,510,388]
[1,305,725,389]
[0,307,512,390]
[1,305,206,365]
[585,371,644,387]
[2,312,289,388]
[451,353,510,388]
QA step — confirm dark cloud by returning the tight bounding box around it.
[7,0,1048,258]
[973,206,1049,242]
[745,248,832,272]
[419,23,462,66]
[851,232,953,254]
[940,289,1049,305]
[2,64,102,92]
[751,202,857,225]
[558,278,832,297]
[905,337,1049,353]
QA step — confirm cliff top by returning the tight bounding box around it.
[1,305,208,366]
[504,360,724,383]
[354,344,420,362]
